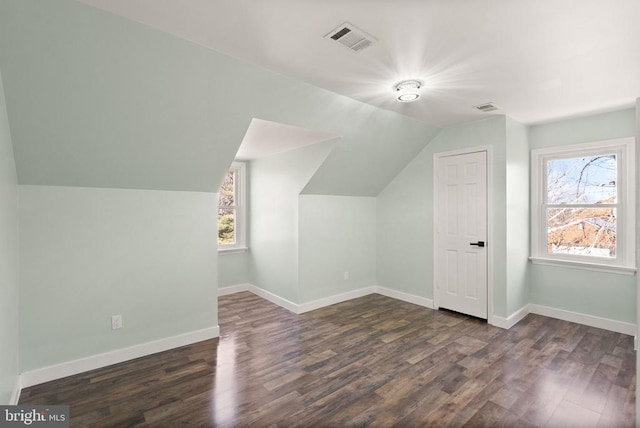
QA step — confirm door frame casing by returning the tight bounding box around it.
[433,145,494,325]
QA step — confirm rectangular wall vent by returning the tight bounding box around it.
[325,22,377,53]
[474,102,500,112]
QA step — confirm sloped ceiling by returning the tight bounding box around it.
[0,0,440,195]
[76,0,640,126]
[236,119,340,161]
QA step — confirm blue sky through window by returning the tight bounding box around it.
[546,154,617,204]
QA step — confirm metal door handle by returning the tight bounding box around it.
[470,241,485,247]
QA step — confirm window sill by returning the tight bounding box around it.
[218,247,248,255]
[529,256,636,275]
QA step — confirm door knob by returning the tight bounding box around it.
[470,241,485,247]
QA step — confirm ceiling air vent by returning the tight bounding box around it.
[325,22,377,53]
[474,102,500,112]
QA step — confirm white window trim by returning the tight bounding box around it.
[218,161,248,254]
[530,137,636,274]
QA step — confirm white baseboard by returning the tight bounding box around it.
[218,285,637,337]
[490,304,530,329]
[9,378,21,405]
[297,287,376,314]
[375,286,434,309]
[20,325,219,388]
[227,283,434,314]
[242,284,376,314]
[218,283,250,296]
[489,304,635,335]
[245,284,300,313]
[529,304,636,336]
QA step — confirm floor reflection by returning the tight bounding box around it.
[212,335,238,426]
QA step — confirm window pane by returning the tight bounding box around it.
[547,207,616,258]
[218,208,236,245]
[219,170,235,207]
[547,154,616,204]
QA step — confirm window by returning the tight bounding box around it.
[218,162,247,252]
[530,138,635,274]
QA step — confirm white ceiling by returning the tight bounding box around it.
[237,119,340,160]
[77,0,640,127]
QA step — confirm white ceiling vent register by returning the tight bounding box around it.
[474,102,500,112]
[324,22,377,52]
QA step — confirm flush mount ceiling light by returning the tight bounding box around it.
[395,80,422,103]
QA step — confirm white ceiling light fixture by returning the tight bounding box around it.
[395,80,422,103]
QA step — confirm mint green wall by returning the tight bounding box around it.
[505,117,530,314]
[249,143,335,303]
[0,72,19,404]
[19,186,218,371]
[377,137,435,299]
[528,108,636,323]
[298,195,377,302]
[0,0,241,192]
[530,266,635,321]
[528,108,636,149]
[378,116,511,318]
[302,113,441,196]
[218,253,250,289]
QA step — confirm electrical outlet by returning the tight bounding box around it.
[343,271,349,281]
[111,314,123,330]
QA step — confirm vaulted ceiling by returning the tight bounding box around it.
[77,0,640,127]
[0,0,441,196]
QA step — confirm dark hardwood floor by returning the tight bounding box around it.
[20,292,635,427]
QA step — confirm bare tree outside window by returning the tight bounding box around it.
[545,154,617,258]
[218,170,236,245]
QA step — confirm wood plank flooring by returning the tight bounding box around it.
[20,292,636,427]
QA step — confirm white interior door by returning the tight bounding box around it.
[435,150,488,319]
